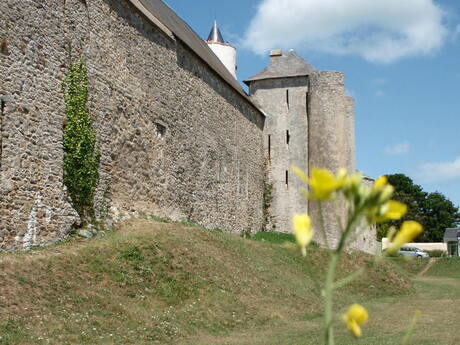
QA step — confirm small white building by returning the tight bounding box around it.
[382,238,447,253]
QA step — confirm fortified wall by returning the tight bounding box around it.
[0,0,265,250]
[0,0,376,254]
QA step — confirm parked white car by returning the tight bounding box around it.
[397,247,430,258]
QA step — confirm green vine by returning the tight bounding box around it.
[263,176,274,231]
[62,57,100,221]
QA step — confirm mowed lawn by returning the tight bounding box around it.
[0,219,458,345]
[186,259,460,345]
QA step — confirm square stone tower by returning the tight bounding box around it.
[245,50,357,248]
[244,50,314,234]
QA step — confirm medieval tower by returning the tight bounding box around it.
[244,50,357,248]
[244,50,311,234]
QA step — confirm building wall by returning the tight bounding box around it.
[249,77,309,233]
[0,0,265,250]
[381,239,447,252]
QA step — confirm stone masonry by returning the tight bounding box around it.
[245,51,311,235]
[0,0,265,250]
[0,0,375,253]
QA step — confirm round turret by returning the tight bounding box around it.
[206,21,237,79]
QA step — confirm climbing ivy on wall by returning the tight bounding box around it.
[62,58,100,221]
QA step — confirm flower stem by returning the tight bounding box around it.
[324,252,338,345]
[318,203,330,248]
[324,208,361,345]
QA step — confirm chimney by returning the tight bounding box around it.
[270,49,283,64]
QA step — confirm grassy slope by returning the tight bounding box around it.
[0,220,413,345]
[424,258,460,279]
[386,257,431,276]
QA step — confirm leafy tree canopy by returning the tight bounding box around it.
[377,174,459,242]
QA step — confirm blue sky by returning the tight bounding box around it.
[166,0,460,207]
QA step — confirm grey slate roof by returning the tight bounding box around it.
[135,0,258,108]
[244,50,316,85]
[444,228,460,242]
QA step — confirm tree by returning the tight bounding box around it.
[377,174,459,242]
[420,192,459,242]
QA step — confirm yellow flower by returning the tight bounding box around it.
[381,200,407,221]
[343,304,368,338]
[342,172,363,196]
[387,221,423,254]
[307,168,345,200]
[373,176,387,191]
[378,184,394,203]
[371,176,394,203]
[368,200,407,223]
[293,214,313,256]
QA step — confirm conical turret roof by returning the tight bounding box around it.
[207,21,225,43]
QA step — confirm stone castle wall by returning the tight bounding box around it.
[0,0,265,250]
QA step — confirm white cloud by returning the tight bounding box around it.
[416,156,460,183]
[375,90,385,97]
[384,141,411,155]
[243,0,448,63]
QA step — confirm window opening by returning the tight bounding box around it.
[268,134,271,160]
[286,89,289,109]
[285,170,289,186]
[286,130,290,145]
[306,91,309,115]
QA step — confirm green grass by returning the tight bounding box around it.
[0,320,27,345]
[185,274,460,345]
[424,257,460,278]
[386,257,430,276]
[252,231,320,247]
[252,231,297,244]
[0,219,414,345]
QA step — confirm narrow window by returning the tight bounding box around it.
[306,91,309,114]
[286,89,289,109]
[267,134,271,160]
[285,170,289,185]
[286,130,290,145]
